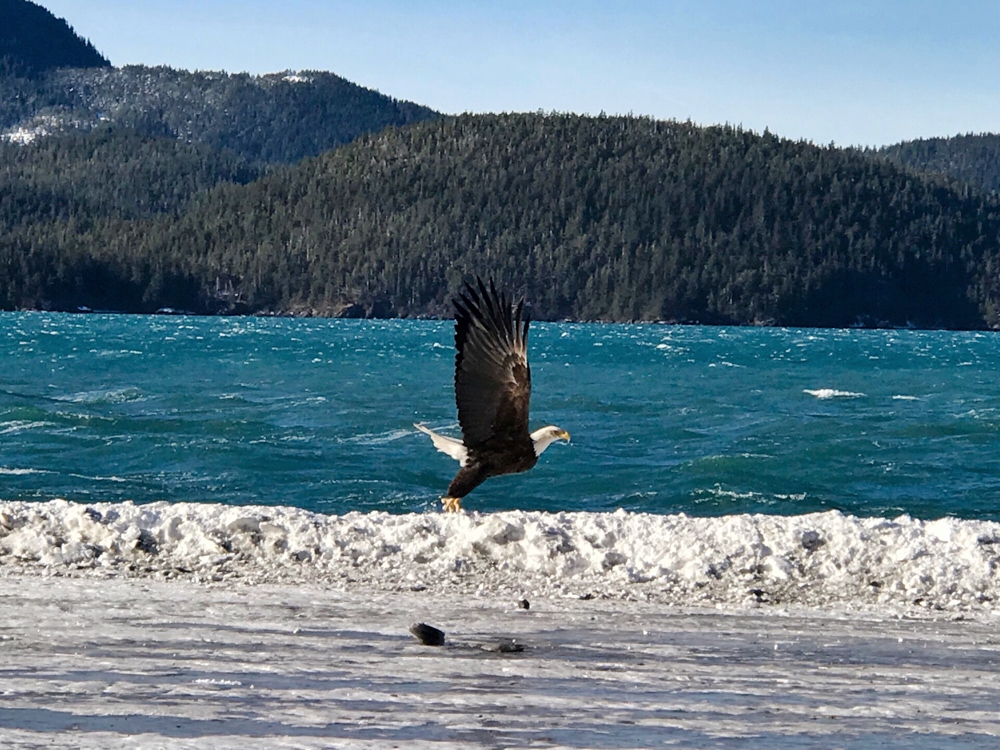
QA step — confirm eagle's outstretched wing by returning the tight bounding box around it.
[453,277,531,453]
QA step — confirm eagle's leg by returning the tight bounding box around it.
[444,465,486,512]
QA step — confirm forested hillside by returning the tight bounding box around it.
[0,125,265,312]
[1,65,438,164]
[5,114,1000,328]
[0,126,260,223]
[3,0,1000,329]
[0,0,437,164]
[0,0,109,76]
[878,134,1000,195]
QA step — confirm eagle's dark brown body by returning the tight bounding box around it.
[446,440,538,499]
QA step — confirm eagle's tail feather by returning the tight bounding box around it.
[414,423,469,466]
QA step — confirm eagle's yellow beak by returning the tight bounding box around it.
[557,429,571,442]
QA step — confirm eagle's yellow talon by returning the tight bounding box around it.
[442,496,462,513]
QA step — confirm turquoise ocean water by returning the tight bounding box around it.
[2,312,999,520]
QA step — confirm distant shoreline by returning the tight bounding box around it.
[4,306,994,332]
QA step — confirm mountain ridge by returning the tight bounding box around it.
[0,0,109,75]
[1,64,439,165]
[3,2,1000,329]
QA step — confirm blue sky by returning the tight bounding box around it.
[40,0,1000,147]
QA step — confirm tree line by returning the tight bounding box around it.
[876,134,1000,196]
[4,113,1000,328]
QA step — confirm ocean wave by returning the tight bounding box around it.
[0,420,54,435]
[66,473,129,484]
[93,349,144,358]
[342,428,420,445]
[60,387,145,405]
[1,499,998,614]
[804,389,866,399]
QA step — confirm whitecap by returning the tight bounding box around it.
[343,428,415,445]
[774,493,807,501]
[68,473,129,483]
[804,389,866,399]
[892,395,920,401]
[92,349,143,357]
[693,485,761,501]
[61,387,144,404]
[0,420,53,435]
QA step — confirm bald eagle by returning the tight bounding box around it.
[416,277,570,512]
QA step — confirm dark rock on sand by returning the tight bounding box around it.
[409,622,446,646]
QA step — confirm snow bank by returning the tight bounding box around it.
[2,499,999,612]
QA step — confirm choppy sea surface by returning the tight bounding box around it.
[3,312,1000,521]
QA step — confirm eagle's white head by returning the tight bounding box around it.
[530,426,571,457]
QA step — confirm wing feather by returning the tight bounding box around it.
[453,277,531,452]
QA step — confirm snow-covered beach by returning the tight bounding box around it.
[3,501,1000,747]
[2,576,1000,748]
[4,499,1000,610]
